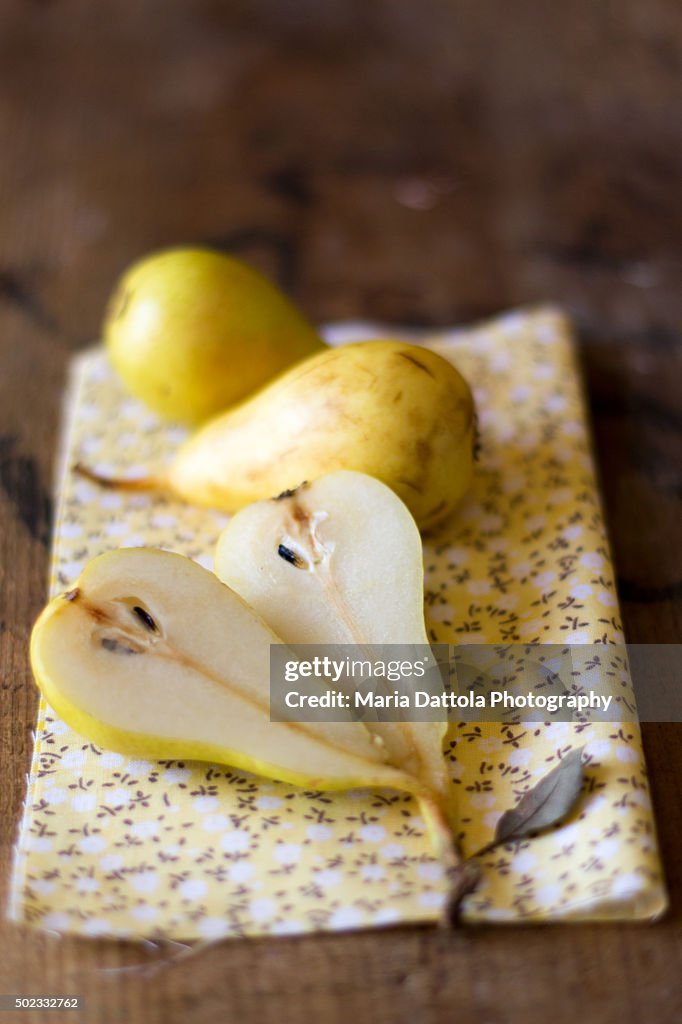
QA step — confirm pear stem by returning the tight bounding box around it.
[418,792,480,926]
[73,462,163,493]
[418,793,459,873]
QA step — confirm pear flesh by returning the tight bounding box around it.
[31,548,426,792]
[214,471,452,818]
[81,340,475,531]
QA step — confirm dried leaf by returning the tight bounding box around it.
[493,745,585,847]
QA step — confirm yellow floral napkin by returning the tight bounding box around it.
[9,307,666,938]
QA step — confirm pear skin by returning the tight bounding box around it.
[105,248,325,425]
[79,340,475,531]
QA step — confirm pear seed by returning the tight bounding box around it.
[101,636,141,656]
[277,543,306,569]
[132,605,158,632]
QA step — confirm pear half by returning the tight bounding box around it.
[214,471,453,822]
[31,548,420,791]
[31,547,461,885]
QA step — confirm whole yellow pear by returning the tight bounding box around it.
[152,340,475,530]
[104,248,325,424]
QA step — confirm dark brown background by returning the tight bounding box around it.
[1,2,680,1022]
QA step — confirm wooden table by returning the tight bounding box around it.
[1,3,680,1021]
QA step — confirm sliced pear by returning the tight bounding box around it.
[31,547,415,789]
[214,471,453,821]
[31,546,460,879]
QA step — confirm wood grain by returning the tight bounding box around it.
[0,2,680,1022]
